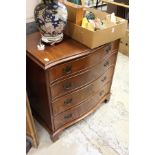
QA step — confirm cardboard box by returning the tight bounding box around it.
[119,29,129,56]
[64,7,128,49]
[64,1,84,25]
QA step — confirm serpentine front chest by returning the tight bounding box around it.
[26,32,119,141]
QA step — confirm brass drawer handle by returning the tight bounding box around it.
[99,90,105,96]
[64,113,72,119]
[63,65,72,74]
[63,82,72,90]
[105,44,111,53]
[101,76,107,82]
[64,98,72,105]
[104,60,109,67]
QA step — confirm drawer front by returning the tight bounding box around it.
[52,66,114,116]
[48,42,118,83]
[50,52,117,100]
[54,82,111,130]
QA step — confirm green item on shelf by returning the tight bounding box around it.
[67,0,81,5]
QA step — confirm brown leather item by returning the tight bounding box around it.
[26,94,38,148]
[26,32,119,142]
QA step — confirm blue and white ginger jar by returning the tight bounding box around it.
[34,0,68,45]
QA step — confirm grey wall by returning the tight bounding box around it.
[26,22,38,35]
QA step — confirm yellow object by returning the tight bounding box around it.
[87,22,95,31]
[81,17,95,31]
[81,17,88,28]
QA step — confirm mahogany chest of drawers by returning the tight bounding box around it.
[26,32,119,141]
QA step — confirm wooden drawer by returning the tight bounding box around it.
[52,66,114,116]
[54,82,111,130]
[48,41,118,83]
[50,52,117,100]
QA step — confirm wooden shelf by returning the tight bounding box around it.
[101,0,129,8]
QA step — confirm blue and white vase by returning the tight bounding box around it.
[34,0,68,45]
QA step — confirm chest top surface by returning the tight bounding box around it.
[26,32,93,70]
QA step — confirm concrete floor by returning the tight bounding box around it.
[28,52,129,155]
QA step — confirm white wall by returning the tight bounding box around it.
[26,0,41,23]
